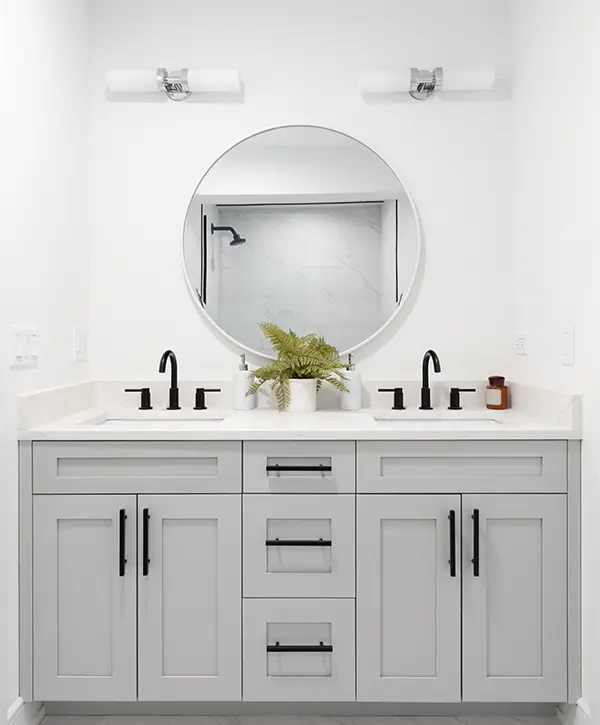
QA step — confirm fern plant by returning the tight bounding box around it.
[247,322,349,411]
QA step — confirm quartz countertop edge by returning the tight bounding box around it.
[19,407,581,441]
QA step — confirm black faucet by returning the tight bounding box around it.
[158,350,181,410]
[420,349,442,410]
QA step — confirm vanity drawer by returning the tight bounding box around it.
[243,441,355,493]
[32,441,242,494]
[243,495,355,598]
[243,598,355,701]
[357,440,567,493]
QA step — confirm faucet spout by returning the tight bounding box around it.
[159,349,180,410]
[420,349,442,410]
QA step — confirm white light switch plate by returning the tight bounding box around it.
[561,327,575,366]
[10,326,38,369]
[73,327,88,362]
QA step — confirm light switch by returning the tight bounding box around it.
[10,326,38,369]
[561,327,575,366]
[73,327,88,362]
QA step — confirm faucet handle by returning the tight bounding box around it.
[194,387,222,411]
[448,387,477,411]
[378,387,406,411]
[125,388,152,411]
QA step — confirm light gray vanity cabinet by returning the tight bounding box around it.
[462,494,567,702]
[33,495,137,701]
[25,438,575,706]
[137,495,242,701]
[356,495,462,702]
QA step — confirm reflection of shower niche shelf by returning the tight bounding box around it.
[196,190,401,205]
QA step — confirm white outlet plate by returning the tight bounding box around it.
[515,334,528,355]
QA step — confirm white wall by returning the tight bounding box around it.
[0,0,91,713]
[88,0,512,382]
[510,0,599,715]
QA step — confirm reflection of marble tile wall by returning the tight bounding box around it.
[215,205,384,354]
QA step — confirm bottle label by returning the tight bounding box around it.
[486,388,502,406]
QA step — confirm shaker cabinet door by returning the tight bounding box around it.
[462,494,567,702]
[137,494,242,701]
[357,495,461,702]
[33,495,137,701]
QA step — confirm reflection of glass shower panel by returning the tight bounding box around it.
[216,203,385,352]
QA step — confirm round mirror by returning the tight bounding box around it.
[183,125,421,357]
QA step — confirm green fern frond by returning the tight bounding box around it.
[247,323,349,410]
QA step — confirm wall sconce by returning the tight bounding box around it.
[106,68,242,101]
[358,66,495,101]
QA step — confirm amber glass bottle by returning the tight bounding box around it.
[486,376,509,410]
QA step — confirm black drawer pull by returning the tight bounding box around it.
[472,508,480,577]
[267,641,333,653]
[143,508,150,576]
[448,510,457,578]
[266,464,332,474]
[119,509,127,577]
[265,538,332,547]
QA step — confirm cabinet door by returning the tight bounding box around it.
[462,494,567,702]
[357,495,461,702]
[138,495,241,701]
[33,495,137,701]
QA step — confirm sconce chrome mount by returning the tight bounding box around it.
[410,67,443,101]
[157,68,191,102]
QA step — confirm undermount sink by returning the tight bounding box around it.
[372,415,503,428]
[81,412,225,428]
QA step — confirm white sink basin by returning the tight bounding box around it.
[81,412,225,428]
[372,416,502,428]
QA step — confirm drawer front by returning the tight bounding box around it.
[357,441,567,493]
[243,598,355,701]
[244,441,355,493]
[33,441,242,494]
[243,495,355,598]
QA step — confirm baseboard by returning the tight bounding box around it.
[557,700,592,725]
[44,702,557,717]
[7,699,45,725]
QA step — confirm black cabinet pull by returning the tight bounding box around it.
[448,510,457,577]
[119,509,127,577]
[471,508,480,577]
[266,464,332,473]
[143,508,150,576]
[267,641,333,653]
[265,538,332,547]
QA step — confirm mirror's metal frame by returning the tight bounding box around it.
[181,124,423,361]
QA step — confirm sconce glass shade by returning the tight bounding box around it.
[359,66,495,96]
[106,69,241,95]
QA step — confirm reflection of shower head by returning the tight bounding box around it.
[211,223,246,246]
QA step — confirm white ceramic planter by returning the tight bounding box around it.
[287,378,317,413]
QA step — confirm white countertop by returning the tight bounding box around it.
[20,405,580,441]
